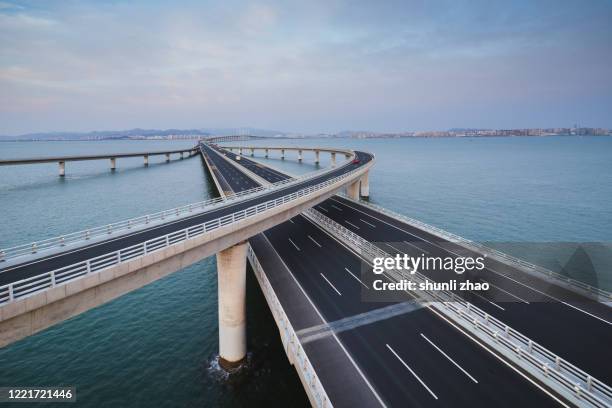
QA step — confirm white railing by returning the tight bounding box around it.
[0,159,371,306]
[304,208,611,408]
[247,245,331,408]
[345,197,612,302]
[0,146,355,263]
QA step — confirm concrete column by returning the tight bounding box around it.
[250,148,254,156]
[281,149,285,160]
[180,152,184,159]
[110,157,116,171]
[217,241,248,370]
[298,150,303,162]
[165,153,170,163]
[360,171,369,198]
[347,180,360,200]
[345,153,351,159]
[144,155,149,166]
[315,150,320,164]
[265,148,269,158]
[331,152,336,167]
[239,148,242,155]
[58,161,65,177]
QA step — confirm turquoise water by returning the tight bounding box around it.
[0,137,610,406]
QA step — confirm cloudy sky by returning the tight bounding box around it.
[1,0,611,135]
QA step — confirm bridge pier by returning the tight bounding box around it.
[58,161,65,177]
[281,149,285,160]
[347,180,360,200]
[110,157,116,171]
[165,153,170,163]
[250,148,254,156]
[144,155,149,166]
[345,153,351,160]
[298,150,303,162]
[239,148,243,156]
[180,152,184,160]
[217,241,247,370]
[314,150,320,164]
[331,152,336,167]
[360,171,369,198]
[265,148,269,158]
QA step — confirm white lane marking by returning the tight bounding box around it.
[330,197,609,326]
[289,219,295,224]
[331,204,343,211]
[470,290,506,311]
[385,243,404,253]
[345,220,360,229]
[420,333,478,384]
[345,267,369,289]
[360,219,376,228]
[486,267,612,326]
[288,238,301,251]
[483,280,530,304]
[308,235,323,248]
[386,344,438,400]
[321,273,342,296]
[307,223,569,408]
[318,206,329,212]
[403,240,430,254]
[260,234,387,407]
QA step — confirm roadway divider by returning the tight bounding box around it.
[0,146,355,263]
[303,208,612,408]
[340,196,612,303]
[0,158,371,306]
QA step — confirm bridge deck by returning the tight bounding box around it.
[202,143,561,407]
[0,148,197,165]
[215,143,612,384]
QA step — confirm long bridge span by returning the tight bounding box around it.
[0,141,610,407]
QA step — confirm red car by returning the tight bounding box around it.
[352,158,360,164]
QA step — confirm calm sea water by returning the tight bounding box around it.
[0,137,610,406]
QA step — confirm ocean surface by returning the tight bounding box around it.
[0,136,610,406]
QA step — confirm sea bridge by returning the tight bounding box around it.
[0,140,610,407]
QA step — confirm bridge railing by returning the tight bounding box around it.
[247,245,331,408]
[304,208,612,408]
[0,158,371,306]
[342,197,612,302]
[0,147,355,263]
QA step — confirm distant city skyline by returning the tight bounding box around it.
[1,0,611,135]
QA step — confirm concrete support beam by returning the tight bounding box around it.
[360,171,369,198]
[281,149,285,160]
[331,152,336,167]
[144,155,149,166]
[250,148,254,156]
[238,148,242,155]
[217,241,248,369]
[110,157,116,171]
[180,152,184,160]
[315,150,320,164]
[58,161,65,177]
[298,150,303,162]
[265,148,269,158]
[165,153,170,163]
[347,180,360,200]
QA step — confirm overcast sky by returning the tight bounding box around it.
[1,0,611,135]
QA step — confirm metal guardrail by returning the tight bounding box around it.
[345,197,612,302]
[0,147,355,263]
[0,160,370,306]
[247,245,331,408]
[304,208,611,408]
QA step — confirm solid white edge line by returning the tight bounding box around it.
[260,233,388,408]
[385,344,439,400]
[320,273,342,296]
[420,333,479,384]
